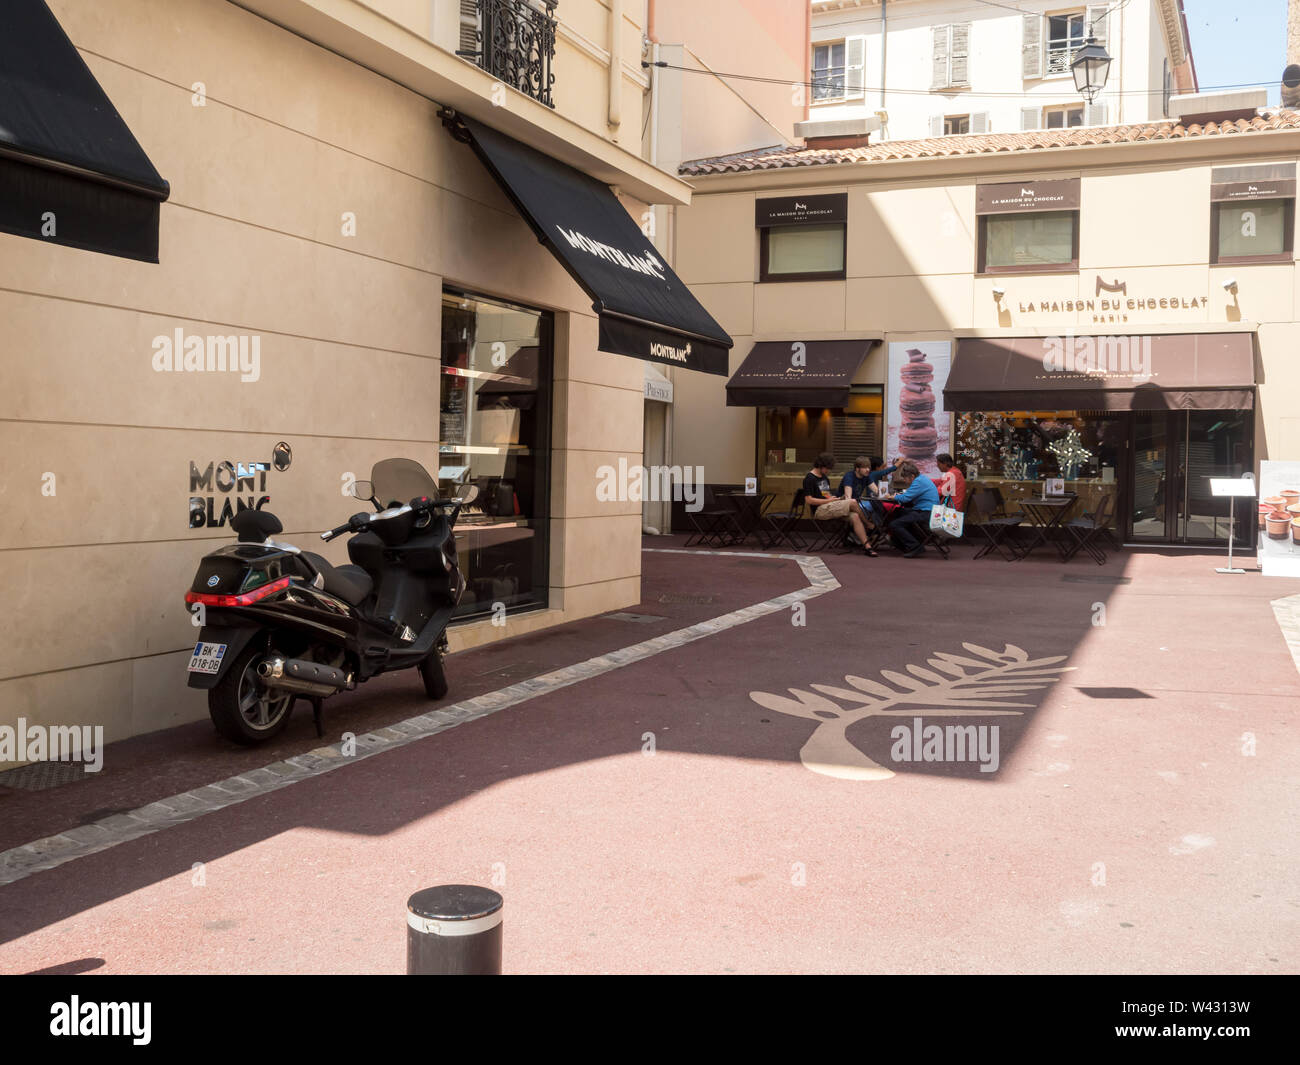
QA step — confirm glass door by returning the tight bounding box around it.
[1130,412,1169,541]
[1128,411,1254,547]
[1178,410,1253,547]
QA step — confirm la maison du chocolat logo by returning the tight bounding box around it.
[1016,275,1211,324]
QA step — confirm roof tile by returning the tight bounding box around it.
[679,110,1300,175]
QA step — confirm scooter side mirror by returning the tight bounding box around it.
[350,479,374,501]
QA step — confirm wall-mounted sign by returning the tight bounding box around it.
[976,179,1081,215]
[1211,163,1296,202]
[188,445,292,529]
[1012,275,1211,324]
[755,193,848,227]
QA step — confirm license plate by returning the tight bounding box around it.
[187,642,228,674]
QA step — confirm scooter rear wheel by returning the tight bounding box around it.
[209,642,295,745]
[418,651,449,700]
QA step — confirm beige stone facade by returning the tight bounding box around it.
[0,0,709,763]
[671,117,1300,523]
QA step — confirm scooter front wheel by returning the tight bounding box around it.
[208,642,295,745]
[418,650,449,700]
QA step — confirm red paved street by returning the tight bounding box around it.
[1,540,1297,974]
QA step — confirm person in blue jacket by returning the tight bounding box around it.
[879,460,940,557]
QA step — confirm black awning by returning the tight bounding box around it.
[944,334,1256,412]
[0,0,169,262]
[726,340,879,407]
[446,113,731,376]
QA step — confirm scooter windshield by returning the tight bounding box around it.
[370,458,438,508]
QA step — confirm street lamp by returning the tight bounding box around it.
[1071,36,1112,103]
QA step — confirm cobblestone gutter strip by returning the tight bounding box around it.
[0,552,837,887]
[1271,593,1300,679]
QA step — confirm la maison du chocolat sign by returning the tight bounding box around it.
[1013,275,1211,324]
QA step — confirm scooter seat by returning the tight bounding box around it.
[302,552,373,605]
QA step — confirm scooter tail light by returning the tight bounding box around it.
[185,575,291,608]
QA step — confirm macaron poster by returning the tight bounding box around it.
[1257,460,1300,577]
[886,341,952,477]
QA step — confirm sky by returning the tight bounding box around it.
[1182,0,1287,104]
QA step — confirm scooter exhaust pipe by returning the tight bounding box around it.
[257,657,354,697]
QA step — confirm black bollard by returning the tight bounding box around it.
[406,884,503,974]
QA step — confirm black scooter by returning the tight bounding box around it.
[184,458,476,745]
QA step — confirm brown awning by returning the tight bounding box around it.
[726,339,879,407]
[944,333,1256,412]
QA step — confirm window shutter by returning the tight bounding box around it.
[1086,5,1110,46]
[1086,100,1107,127]
[930,114,944,137]
[1022,13,1043,78]
[844,35,867,99]
[1021,107,1041,130]
[458,0,478,53]
[932,25,951,90]
[970,111,989,134]
[950,23,971,88]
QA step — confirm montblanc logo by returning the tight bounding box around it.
[554,226,667,279]
[650,341,691,363]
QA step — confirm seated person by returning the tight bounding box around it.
[878,459,941,558]
[841,455,899,532]
[804,452,877,557]
[929,453,967,512]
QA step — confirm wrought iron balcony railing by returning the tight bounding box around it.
[466,0,558,109]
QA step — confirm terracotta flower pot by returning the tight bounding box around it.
[1266,512,1291,539]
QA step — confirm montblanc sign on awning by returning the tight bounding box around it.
[755,193,848,227]
[976,179,1080,215]
[445,113,732,376]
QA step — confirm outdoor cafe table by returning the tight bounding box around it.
[1016,494,1079,561]
[719,491,774,547]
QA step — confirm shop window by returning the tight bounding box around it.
[440,289,552,621]
[757,389,882,499]
[956,410,1122,528]
[760,223,847,282]
[980,211,1078,272]
[1210,163,1296,264]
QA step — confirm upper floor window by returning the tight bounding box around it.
[946,115,971,135]
[812,37,866,103]
[976,179,1081,275]
[459,0,558,109]
[929,112,990,137]
[1210,163,1297,264]
[1044,104,1084,129]
[1023,6,1109,80]
[1046,13,1086,75]
[813,42,846,101]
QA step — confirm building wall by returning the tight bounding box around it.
[672,139,1300,484]
[0,0,647,765]
[810,0,1179,140]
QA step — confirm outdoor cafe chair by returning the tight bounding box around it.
[1062,493,1113,565]
[968,488,1025,561]
[683,484,743,548]
[759,489,807,552]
